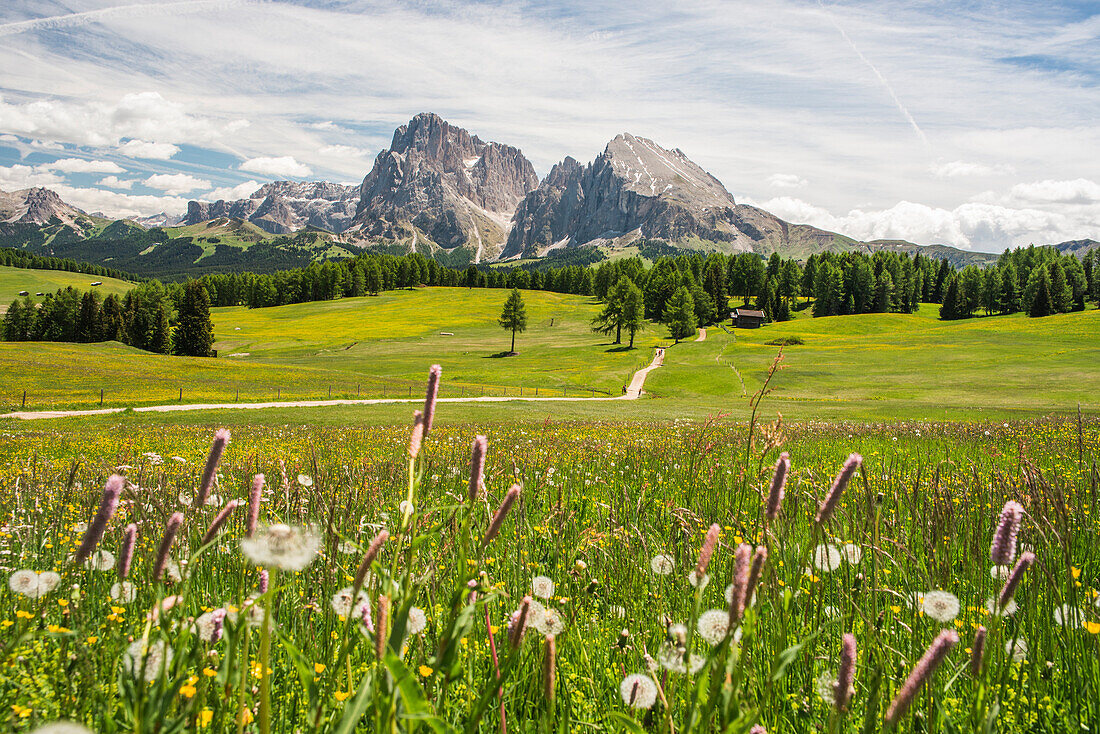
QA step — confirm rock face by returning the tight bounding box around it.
[185,181,359,234]
[504,133,846,258]
[0,187,85,227]
[350,113,539,262]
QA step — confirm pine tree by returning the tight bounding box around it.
[173,280,215,357]
[1048,261,1071,313]
[1029,269,1053,317]
[592,277,628,344]
[621,279,646,348]
[939,275,961,320]
[498,288,528,354]
[663,286,697,343]
[364,261,383,295]
[76,290,100,343]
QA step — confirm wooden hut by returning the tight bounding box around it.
[731,308,766,328]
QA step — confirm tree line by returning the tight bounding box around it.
[0,247,139,282]
[939,246,1100,320]
[2,280,214,357]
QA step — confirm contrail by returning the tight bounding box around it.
[0,0,265,38]
[816,0,930,149]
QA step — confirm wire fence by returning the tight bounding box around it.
[4,380,616,411]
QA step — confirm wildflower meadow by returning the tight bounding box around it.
[1,367,1098,732]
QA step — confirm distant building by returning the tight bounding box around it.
[731,308,766,328]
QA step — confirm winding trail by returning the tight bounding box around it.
[2,352,668,420]
[695,328,707,341]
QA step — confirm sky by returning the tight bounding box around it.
[0,0,1097,252]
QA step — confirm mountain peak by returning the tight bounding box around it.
[352,115,538,262]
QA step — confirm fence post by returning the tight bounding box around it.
[328,386,332,399]
[357,383,360,397]
[22,390,26,409]
[535,387,538,397]
[100,389,104,406]
[179,387,182,402]
[277,387,280,400]
[236,387,239,401]
[408,386,411,397]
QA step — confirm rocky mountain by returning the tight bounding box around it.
[133,212,185,228]
[1054,239,1099,258]
[185,181,359,234]
[348,112,539,263]
[0,187,86,230]
[503,133,850,259]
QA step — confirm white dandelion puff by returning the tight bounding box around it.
[331,587,370,619]
[241,524,321,571]
[532,607,565,637]
[840,544,862,565]
[85,550,115,571]
[687,570,710,589]
[650,554,674,575]
[815,671,839,704]
[407,606,427,635]
[110,581,137,604]
[124,639,173,681]
[697,609,730,646]
[921,590,960,623]
[985,596,1018,617]
[194,609,228,643]
[9,569,39,597]
[812,545,843,573]
[619,674,658,709]
[1005,638,1027,662]
[990,566,1011,581]
[1053,604,1084,629]
[297,474,313,487]
[37,571,61,595]
[531,575,555,599]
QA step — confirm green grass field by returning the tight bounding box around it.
[0,265,133,307]
[0,287,1097,421]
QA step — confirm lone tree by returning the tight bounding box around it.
[664,286,697,343]
[173,279,215,357]
[593,276,648,347]
[498,288,527,354]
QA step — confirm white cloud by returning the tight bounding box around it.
[1008,178,1100,206]
[116,139,181,159]
[144,173,211,195]
[97,176,134,190]
[200,180,261,201]
[767,173,807,189]
[240,156,312,178]
[42,158,125,174]
[0,92,246,148]
[50,185,190,218]
[0,164,64,190]
[930,160,1015,178]
[318,144,372,159]
[746,194,1094,251]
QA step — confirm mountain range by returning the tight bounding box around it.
[0,112,1096,276]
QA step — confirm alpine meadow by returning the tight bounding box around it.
[1,1,1099,733]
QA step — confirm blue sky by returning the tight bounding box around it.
[0,0,1097,251]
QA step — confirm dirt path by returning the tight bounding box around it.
[1,353,668,420]
[695,328,707,341]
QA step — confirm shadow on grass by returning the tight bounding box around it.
[604,345,636,353]
[486,351,519,359]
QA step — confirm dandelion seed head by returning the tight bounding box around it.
[1053,604,1083,629]
[9,569,39,597]
[124,639,173,682]
[531,575,555,599]
[990,565,1010,581]
[1005,638,1027,662]
[407,606,427,635]
[815,672,839,704]
[650,554,674,575]
[532,607,565,637]
[85,549,115,571]
[619,674,658,709]
[921,590,960,623]
[984,596,1018,617]
[697,609,730,646]
[812,544,842,573]
[241,524,320,571]
[331,587,370,619]
[840,544,862,565]
[110,581,137,604]
[687,570,710,589]
[194,609,228,644]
